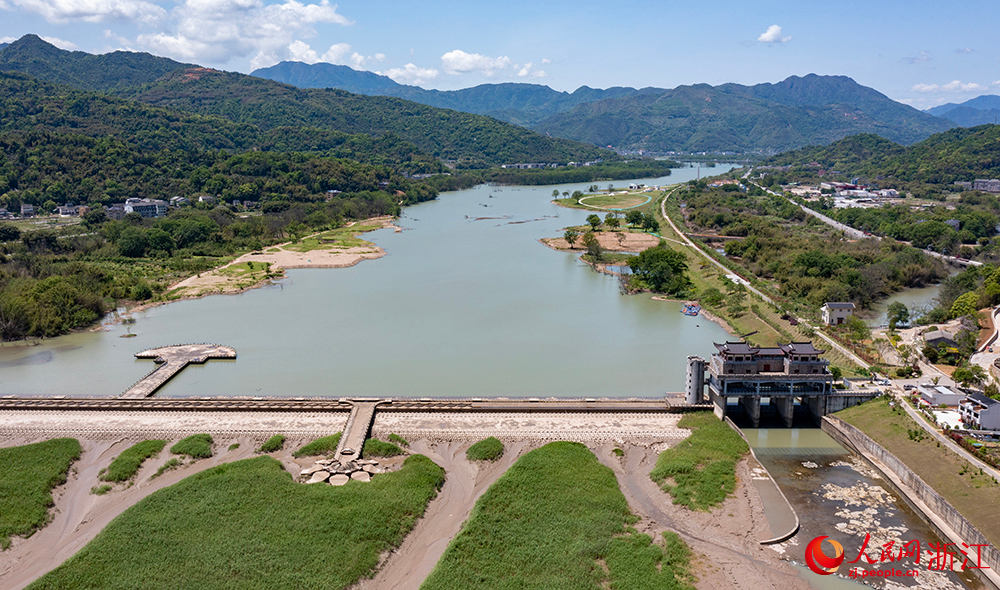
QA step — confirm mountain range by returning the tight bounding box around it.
[253,62,955,153]
[925,95,1000,127]
[0,35,605,166]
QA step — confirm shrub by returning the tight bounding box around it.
[466,437,504,462]
[151,458,181,479]
[100,440,167,482]
[293,433,342,458]
[258,435,286,454]
[363,439,405,458]
[228,443,240,451]
[170,434,213,459]
[91,484,112,496]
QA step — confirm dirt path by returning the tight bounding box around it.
[354,439,533,590]
[0,436,264,590]
[589,442,811,590]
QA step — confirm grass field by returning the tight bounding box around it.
[29,455,445,590]
[650,412,748,511]
[579,193,651,210]
[99,440,167,483]
[466,437,504,462]
[420,441,694,590]
[170,434,213,459]
[293,433,342,458]
[283,223,383,253]
[836,397,1000,546]
[257,435,286,454]
[363,438,405,457]
[0,438,81,549]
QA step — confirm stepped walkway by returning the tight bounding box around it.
[121,344,237,399]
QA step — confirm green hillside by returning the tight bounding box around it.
[0,35,608,166]
[766,124,1000,184]
[534,76,953,153]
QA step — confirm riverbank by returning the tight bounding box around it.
[124,217,400,314]
[0,408,810,590]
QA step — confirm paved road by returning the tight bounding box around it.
[659,186,870,368]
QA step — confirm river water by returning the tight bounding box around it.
[746,428,983,590]
[0,165,735,397]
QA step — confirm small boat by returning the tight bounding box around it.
[681,304,701,316]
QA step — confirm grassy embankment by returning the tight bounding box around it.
[466,437,504,462]
[363,438,405,457]
[836,397,1000,546]
[99,439,167,482]
[0,438,82,549]
[421,441,694,590]
[170,434,213,459]
[650,412,748,511]
[293,433,342,458]
[655,191,862,373]
[281,220,387,253]
[29,455,445,589]
[257,435,285,454]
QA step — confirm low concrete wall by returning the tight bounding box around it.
[724,417,800,545]
[823,416,1000,588]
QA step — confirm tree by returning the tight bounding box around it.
[0,224,21,242]
[586,214,602,231]
[606,216,620,230]
[641,213,659,233]
[582,231,603,261]
[953,364,986,389]
[552,189,559,198]
[117,227,150,258]
[625,210,643,227]
[627,246,690,294]
[950,291,979,319]
[830,366,843,381]
[886,302,909,330]
[845,316,871,345]
[701,287,724,306]
[563,229,579,247]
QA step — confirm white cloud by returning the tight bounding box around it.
[910,80,988,93]
[383,63,438,86]
[41,35,79,49]
[956,47,974,54]
[757,25,790,43]
[1,0,165,23]
[441,49,512,76]
[136,0,352,67]
[516,62,546,79]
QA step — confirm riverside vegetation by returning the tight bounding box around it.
[98,439,167,483]
[27,455,446,590]
[421,441,694,590]
[650,413,748,511]
[0,438,81,549]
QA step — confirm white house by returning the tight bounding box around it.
[821,302,855,325]
[960,393,1000,430]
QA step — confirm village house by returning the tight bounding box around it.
[960,392,1000,430]
[821,302,855,325]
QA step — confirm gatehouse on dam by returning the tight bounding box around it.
[686,340,877,427]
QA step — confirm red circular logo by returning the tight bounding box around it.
[805,536,845,575]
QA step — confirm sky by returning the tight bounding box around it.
[1,0,998,110]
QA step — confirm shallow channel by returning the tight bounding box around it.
[745,428,984,590]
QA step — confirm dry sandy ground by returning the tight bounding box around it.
[541,231,660,252]
[0,410,808,590]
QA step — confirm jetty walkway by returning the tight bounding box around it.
[121,344,237,399]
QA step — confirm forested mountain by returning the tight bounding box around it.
[0,34,190,92]
[765,124,1000,184]
[0,72,441,170]
[254,61,953,154]
[0,35,607,165]
[926,96,1000,128]
[252,61,641,126]
[534,75,953,153]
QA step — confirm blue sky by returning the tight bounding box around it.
[1,0,997,109]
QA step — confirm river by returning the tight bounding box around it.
[0,165,735,397]
[746,428,984,590]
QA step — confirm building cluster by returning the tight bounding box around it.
[1,195,256,221]
[500,159,603,170]
[955,179,1000,193]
